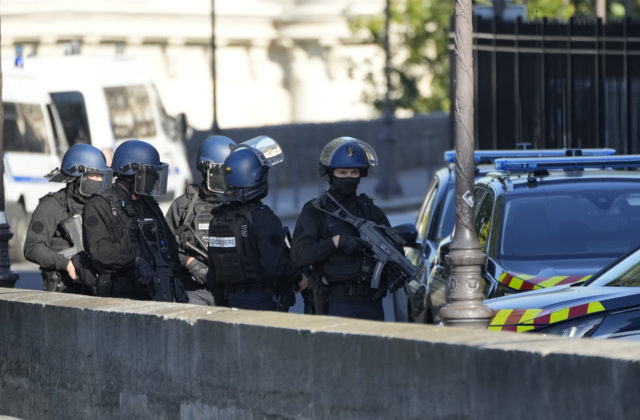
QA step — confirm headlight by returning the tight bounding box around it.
[540,315,605,338]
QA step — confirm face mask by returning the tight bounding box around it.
[79,178,104,197]
[331,177,360,196]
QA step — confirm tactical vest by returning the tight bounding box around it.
[319,194,376,284]
[178,190,219,261]
[39,189,80,288]
[44,188,79,253]
[104,191,144,257]
[208,202,262,286]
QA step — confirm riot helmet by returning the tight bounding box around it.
[220,136,284,203]
[111,139,169,197]
[46,143,113,197]
[196,135,237,194]
[318,137,377,177]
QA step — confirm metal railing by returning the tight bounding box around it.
[450,16,640,152]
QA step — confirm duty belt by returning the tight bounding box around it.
[225,283,275,295]
[330,282,375,297]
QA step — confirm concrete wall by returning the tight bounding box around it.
[1,288,640,419]
[186,113,451,188]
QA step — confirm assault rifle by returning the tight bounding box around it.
[58,214,84,259]
[312,192,419,297]
[173,224,209,260]
[138,218,186,302]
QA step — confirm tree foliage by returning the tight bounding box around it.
[352,0,638,115]
[350,0,453,114]
[523,0,638,21]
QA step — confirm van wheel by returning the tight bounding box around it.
[8,205,28,263]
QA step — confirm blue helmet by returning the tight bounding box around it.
[196,135,237,172]
[46,144,113,197]
[60,143,109,177]
[319,137,378,177]
[220,146,270,203]
[112,140,169,197]
[197,135,237,194]
[224,147,268,188]
[112,140,161,175]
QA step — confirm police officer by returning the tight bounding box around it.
[207,137,307,311]
[83,139,187,302]
[165,135,237,305]
[291,137,393,321]
[24,143,112,293]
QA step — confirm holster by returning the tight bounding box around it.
[42,271,64,292]
[309,268,329,315]
[96,273,112,297]
[275,287,296,312]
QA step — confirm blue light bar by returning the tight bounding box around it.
[443,148,616,164]
[494,155,640,171]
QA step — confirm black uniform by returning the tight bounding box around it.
[165,184,217,305]
[291,190,391,321]
[24,185,92,294]
[83,182,187,301]
[207,199,301,311]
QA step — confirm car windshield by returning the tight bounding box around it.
[587,247,640,287]
[497,182,640,275]
[436,185,456,241]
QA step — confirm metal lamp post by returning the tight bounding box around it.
[211,0,220,134]
[0,24,20,288]
[438,0,491,327]
[375,0,402,199]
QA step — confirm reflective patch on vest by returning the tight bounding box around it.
[209,236,236,248]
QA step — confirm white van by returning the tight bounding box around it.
[2,60,68,262]
[21,55,193,211]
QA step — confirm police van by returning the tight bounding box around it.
[20,55,192,211]
[2,60,68,262]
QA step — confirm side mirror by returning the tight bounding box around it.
[393,223,419,248]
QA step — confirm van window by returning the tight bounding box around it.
[151,84,178,142]
[104,85,156,140]
[50,91,92,145]
[3,102,50,153]
[46,104,68,156]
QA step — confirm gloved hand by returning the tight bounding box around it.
[187,259,209,285]
[135,257,156,286]
[71,252,97,287]
[338,235,368,255]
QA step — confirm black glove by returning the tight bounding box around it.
[338,235,368,255]
[135,257,156,286]
[187,259,209,285]
[70,252,97,288]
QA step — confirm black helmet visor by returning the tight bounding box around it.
[133,163,169,196]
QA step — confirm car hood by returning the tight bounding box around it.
[495,269,593,292]
[485,286,640,332]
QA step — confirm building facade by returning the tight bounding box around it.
[1,0,386,130]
